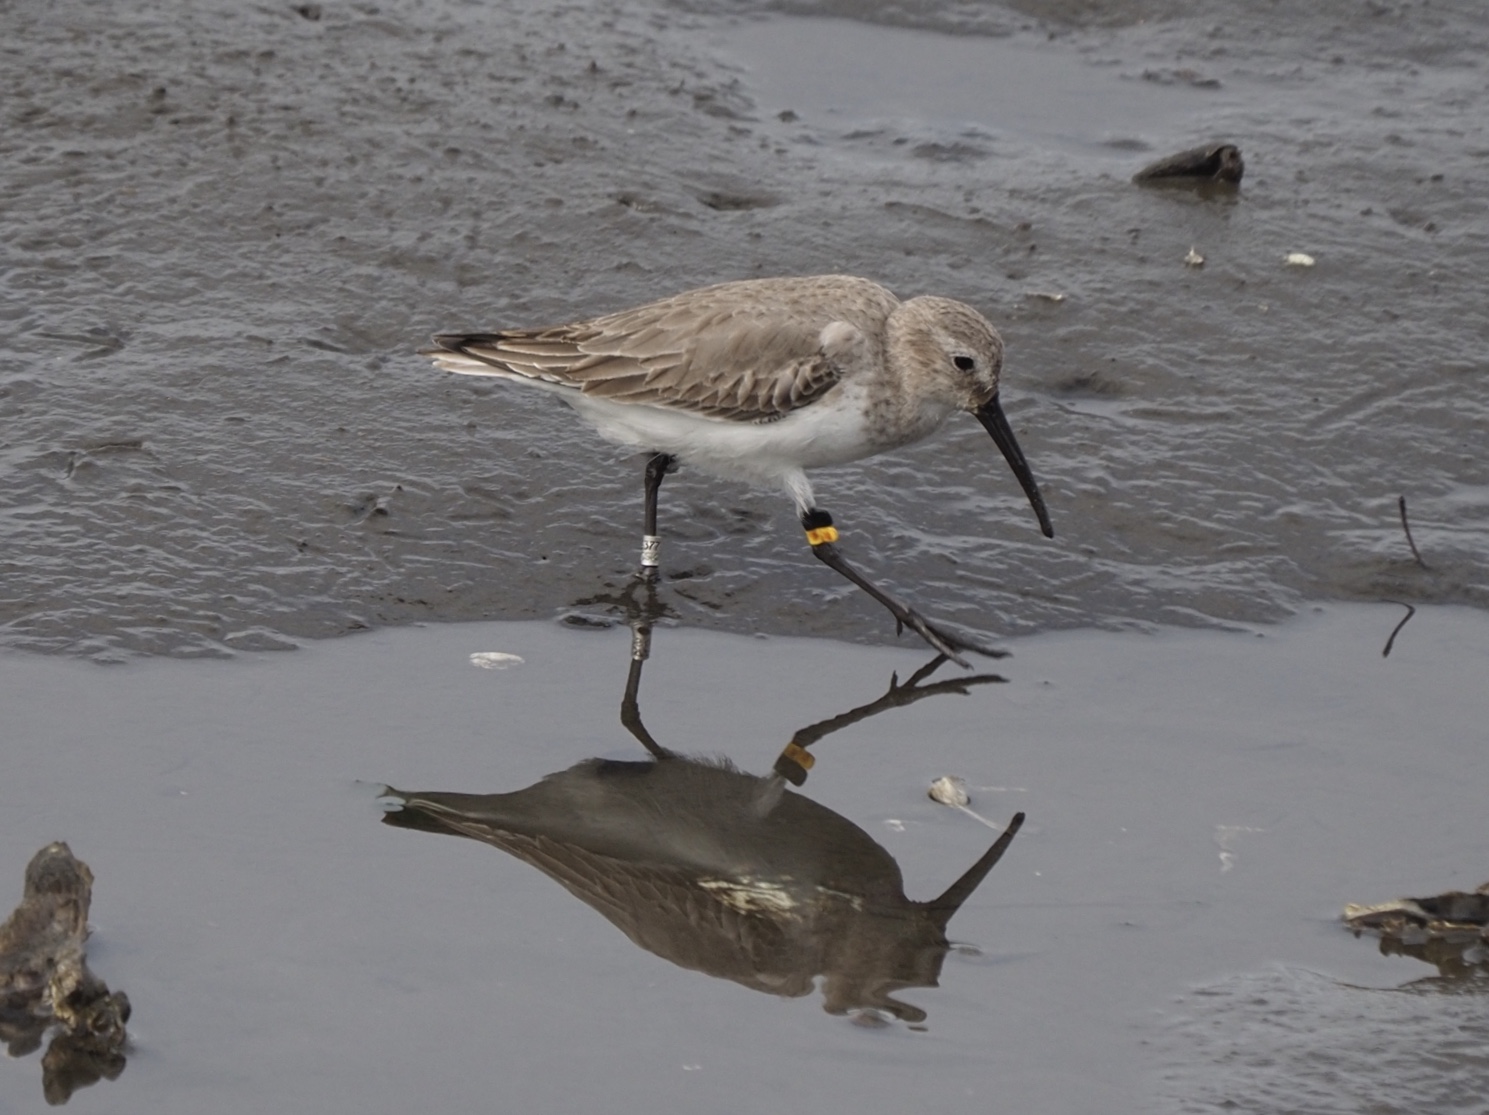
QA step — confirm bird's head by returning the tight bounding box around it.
[902,296,1054,540]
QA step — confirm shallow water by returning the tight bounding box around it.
[2,0,1485,658]
[2,604,1486,1112]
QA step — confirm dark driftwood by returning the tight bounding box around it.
[1134,143,1244,185]
[0,843,130,1104]
[1398,494,1429,568]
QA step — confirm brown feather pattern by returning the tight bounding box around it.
[431,275,901,423]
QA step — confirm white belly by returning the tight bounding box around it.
[566,383,948,489]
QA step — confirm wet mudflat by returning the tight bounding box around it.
[3,603,1486,1112]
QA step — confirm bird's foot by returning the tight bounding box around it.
[890,606,1009,668]
[803,535,1010,668]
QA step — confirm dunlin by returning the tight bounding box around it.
[425,274,1053,663]
[381,631,1023,1022]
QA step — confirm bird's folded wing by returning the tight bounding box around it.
[429,283,889,423]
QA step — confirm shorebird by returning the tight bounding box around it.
[381,632,1022,1023]
[425,274,1053,663]
[384,765,1023,1022]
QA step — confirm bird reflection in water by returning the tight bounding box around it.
[382,586,1024,1025]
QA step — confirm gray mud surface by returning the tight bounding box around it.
[4,0,1485,658]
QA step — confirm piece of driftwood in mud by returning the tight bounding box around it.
[1133,142,1245,185]
[0,843,130,1104]
[1344,879,1489,976]
[1398,494,1429,568]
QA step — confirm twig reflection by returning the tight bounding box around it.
[1380,601,1416,658]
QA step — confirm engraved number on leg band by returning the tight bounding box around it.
[640,535,661,567]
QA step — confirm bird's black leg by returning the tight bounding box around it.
[619,575,674,760]
[800,509,1009,668]
[639,452,676,576]
[621,624,675,760]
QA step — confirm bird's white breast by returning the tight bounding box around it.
[565,381,945,488]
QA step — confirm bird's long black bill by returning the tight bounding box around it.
[975,397,1054,539]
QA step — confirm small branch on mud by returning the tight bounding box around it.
[1398,495,1429,569]
[1381,602,1416,658]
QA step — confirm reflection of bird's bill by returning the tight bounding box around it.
[975,396,1054,539]
[922,811,1024,925]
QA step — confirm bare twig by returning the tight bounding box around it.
[1398,495,1429,569]
[1381,601,1416,658]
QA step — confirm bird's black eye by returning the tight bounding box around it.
[953,355,976,372]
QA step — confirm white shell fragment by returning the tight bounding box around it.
[928,777,1017,832]
[928,775,970,807]
[469,652,525,670]
[1284,251,1316,267]
[1184,246,1205,267]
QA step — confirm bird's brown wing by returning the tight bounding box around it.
[427,275,899,423]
